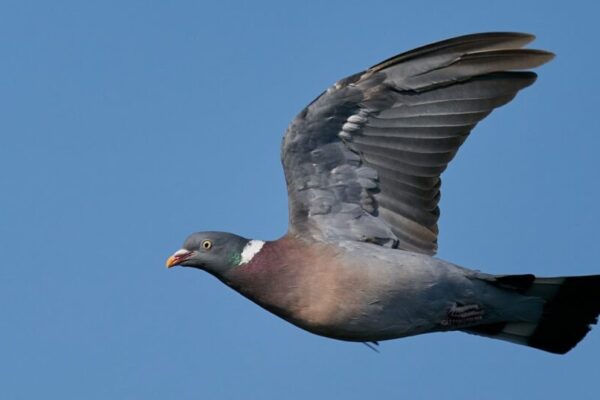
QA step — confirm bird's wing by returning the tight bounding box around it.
[281,32,553,255]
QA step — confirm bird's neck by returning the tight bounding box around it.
[229,237,287,275]
[221,235,309,312]
[235,239,266,266]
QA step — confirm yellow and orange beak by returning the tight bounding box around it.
[166,249,193,268]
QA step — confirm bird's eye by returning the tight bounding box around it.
[201,240,213,250]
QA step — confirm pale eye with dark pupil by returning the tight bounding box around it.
[201,240,212,250]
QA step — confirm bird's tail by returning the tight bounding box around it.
[466,274,600,354]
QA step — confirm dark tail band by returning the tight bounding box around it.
[468,274,600,354]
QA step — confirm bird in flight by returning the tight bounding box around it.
[166,32,600,354]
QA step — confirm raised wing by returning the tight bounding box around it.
[281,32,553,254]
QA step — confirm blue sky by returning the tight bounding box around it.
[2,1,599,399]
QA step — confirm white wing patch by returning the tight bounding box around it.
[239,240,265,265]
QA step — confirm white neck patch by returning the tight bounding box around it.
[239,240,265,265]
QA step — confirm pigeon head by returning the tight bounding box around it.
[166,231,251,275]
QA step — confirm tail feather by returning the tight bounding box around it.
[528,276,600,353]
[467,275,600,354]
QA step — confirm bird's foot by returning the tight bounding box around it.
[441,303,485,327]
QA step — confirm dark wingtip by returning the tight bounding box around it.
[368,32,541,73]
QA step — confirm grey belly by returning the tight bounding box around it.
[284,251,479,341]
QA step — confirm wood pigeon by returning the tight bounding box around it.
[167,32,600,354]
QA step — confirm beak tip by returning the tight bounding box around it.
[166,256,177,269]
[166,249,192,269]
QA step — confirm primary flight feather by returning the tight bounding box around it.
[167,32,600,354]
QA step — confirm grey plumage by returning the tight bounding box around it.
[168,32,600,354]
[282,32,553,254]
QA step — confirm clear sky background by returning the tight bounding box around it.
[2,1,599,399]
